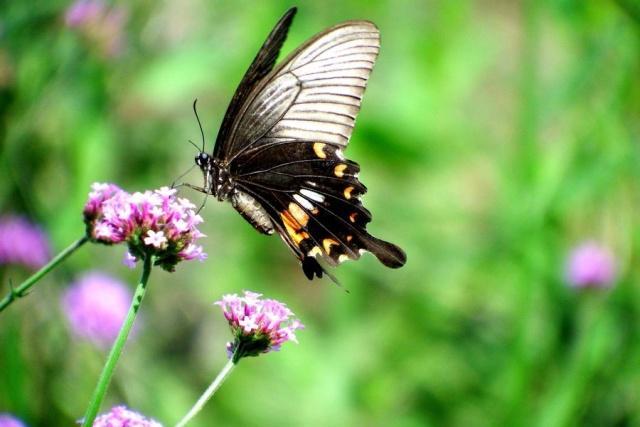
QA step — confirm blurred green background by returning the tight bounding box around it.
[1,0,639,426]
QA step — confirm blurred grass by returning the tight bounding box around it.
[1,0,639,426]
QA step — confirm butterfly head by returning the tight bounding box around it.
[194,152,215,195]
[194,152,234,201]
[195,152,210,168]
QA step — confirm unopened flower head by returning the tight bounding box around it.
[0,215,51,269]
[83,183,206,271]
[566,241,617,289]
[0,413,26,427]
[93,406,162,427]
[62,271,133,348]
[216,291,304,363]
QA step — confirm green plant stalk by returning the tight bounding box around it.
[0,235,89,313]
[501,1,542,422]
[174,358,237,427]
[82,255,153,427]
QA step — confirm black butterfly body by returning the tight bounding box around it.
[192,7,406,280]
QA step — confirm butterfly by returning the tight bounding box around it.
[186,7,406,280]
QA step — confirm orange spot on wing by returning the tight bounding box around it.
[349,212,358,223]
[280,210,309,245]
[334,164,347,178]
[288,203,309,227]
[323,238,339,254]
[344,186,354,199]
[313,142,326,159]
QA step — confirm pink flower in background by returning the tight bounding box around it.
[83,183,206,272]
[65,0,104,27]
[216,291,304,362]
[62,272,133,348]
[0,215,50,269]
[93,406,162,427]
[0,414,26,427]
[64,0,126,58]
[566,241,617,289]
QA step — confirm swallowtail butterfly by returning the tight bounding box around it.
[187,7,406,280]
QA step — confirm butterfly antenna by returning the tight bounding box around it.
[188,139,201,152]
[192,99,206,152]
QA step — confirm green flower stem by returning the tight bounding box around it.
[82,255,153,427]
[175,358,237,427]
[0,235,89,313]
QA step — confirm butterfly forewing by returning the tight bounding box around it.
[213,8,297,159]
[222,21,380,160]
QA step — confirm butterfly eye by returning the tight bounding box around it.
[195,153,209,167]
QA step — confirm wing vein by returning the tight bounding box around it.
[237,158,329,178]
[279,115,355,124]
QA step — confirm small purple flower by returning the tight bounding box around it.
[0,215,51,270]
[92,406,162,427]
[143,230,167,249]
[179,244,207,262]
[0,414,26,427]
[83,183,206,271]
[566,241,617,288]
[216,291,304,362]
[62,272,132,348]
[122,251,137,269]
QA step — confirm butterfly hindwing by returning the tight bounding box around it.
[234,137,405,277]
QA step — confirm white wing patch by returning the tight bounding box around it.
[293,193,315,210]
[300,189,325,203]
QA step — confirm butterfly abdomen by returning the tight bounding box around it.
[231,190,275,235]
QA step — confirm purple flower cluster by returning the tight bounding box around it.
[566,241,617,289]
[0,413,26,427]
[93,406,162,427]
[62,272,133,348]
[216,291,304,362]
[83,183,206,271]
[0,215,50,270]
[64,0,126,58]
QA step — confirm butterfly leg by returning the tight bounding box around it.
[170,164,198,189]
[171,182,210,213]
[196,194,209,214]
[172,182,209,194]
